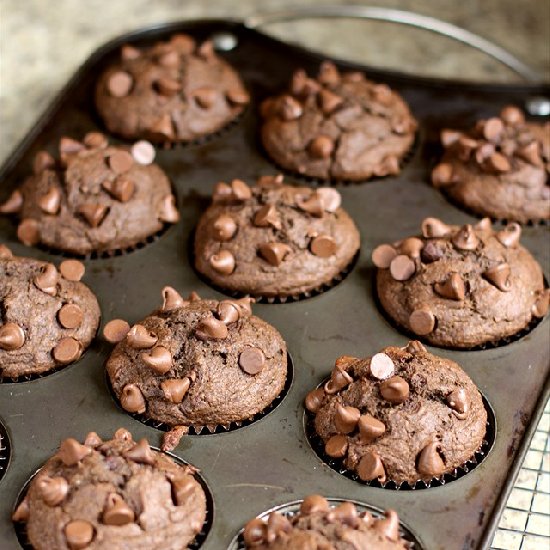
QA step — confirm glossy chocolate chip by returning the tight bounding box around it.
[417,442,446,477]
[309,135,334,159]
[17,219,40,245]
[216,301,240,324]
[141,346,172,374]
[334,405,360,434]
[12,499,30,522]
[374,510,400,541]
[496,223,521,248]
[53,337,81,364]
[108,71,133,97]
[171,475,196,506]
[38,187,61,215]
[259,242,291,267]
[213,215,238,241]
[279,95,303,121]
[209,250,235,275]
[124,438,155,465]
[432,163,454,188]
[0,322,25,350]
[484,263,512,291]
[434,272,465,300]
[120,384,146,414]
[254,204,281,229]
[239,347,266,375]
[127,324,157,349]
[379,376,409,404]
[243,518,266,546]
[161,378,190,403]
[103,493,134,526]
[324,368,353,394]
[357,451,386,482]
[295,193,324,217]
[481,117,504,141]
[316,188,341,212]
[389,254,415,281]
[409,307,436,335]
[310,234,337,257]
[319,89,343,114]
[65,520,95,550]
[452,225,479,251]
[194,87,217,108]
[372,244,397,268]
[108,150,134,174]
[84,432,103,447]
[58,304,84,329]
[446,388,469,418]
[103,319,130,343]
[369,352,395,380]
[150,114,174,138]
[34,263,58,296]
[38,476,69,506]
[158,195,179,223]
[79,203,108,228]
[57,438,91,466]
[421,217,451,238]
[300,495,330,515]
[304,388,325,413]
[325,434,349,458]
[0,244,13,259]
[59,260,85,281]
[161,286,187,311]
[195,316,228,341]
[266,512,293,543]
[532,290,550,318]
[358,414,386,443]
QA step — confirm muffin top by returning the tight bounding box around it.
[242,495,407,549]
[260,61,416,181]
[105,288,287,441]
[0,134,178,255]
[194,176,360,297]
[12,429,207,550]
[305,342,487,485]
[431,105,550,223]
[95,33,249,142]
[373,217,548,348]
[0,245,100,378]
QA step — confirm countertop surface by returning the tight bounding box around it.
[0,1,549,549]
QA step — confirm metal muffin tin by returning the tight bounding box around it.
[0,16,548,550]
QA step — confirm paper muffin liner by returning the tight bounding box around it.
[106,352,293,436]
[0,419,11,483]
[12,449,213,550]
[260,129,420,188]
[373,271,549,352]
[304,378,496,491]
[227,498,421,550]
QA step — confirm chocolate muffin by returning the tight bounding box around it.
[0,245,100,378]
[242,495,407,549]
[104,288,287,449]
[305,342,487,486]
[12,428,207,550]
[372,217,549,348]
[431,105,550,223]
[260,61,417,181]
[95,34,249,143]
[194,176,360,297]
[0,133,179,256]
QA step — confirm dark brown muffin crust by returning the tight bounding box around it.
[95,34,249,143]
[0,134,179,255]
[373,217,548,348]
[431,105,550,223]
[305,342,487,485]
[12,429,207,550]
[0,246,100,378]
[242,495,407,549]
[260,61,417,181]
[194,176,360,297]
[105,289,287,438]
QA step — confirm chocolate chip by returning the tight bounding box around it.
[389,254,415,281]
[105,178,134,202]
[226,89,250,105]
[131,140,156,165]
[434,272,465,300]
[372,83,392,104]
[171,475,196,507]
[334,404,360,433]
[38,476,68,506]
[496,223,521,248]
[409,307,436,336]
[278,95,303,120]
[65,520,95,550]
[486,152,511,173]
[369,352,395,380]
[440,129,462,147]
[257,174,284,188]
[155,77,182,96]
[481,117,504,142]
[12,499,29,522]
[108,71,133,97]
[374,510,400,542]
[209,250,236,275]
[324,368,353,394]
[516,141,542,166]
[0,189,23,213]
[59,137,85,156]
[194,87,218,108]
[158,50,180,68]
[310,234,337,257]
[232,296,255,316]
[150,114,174,138]
[124,438,155,465]
[421,217,451,238]
[357,451,386,482]
[358,414,386,443]
[239,347,266,375]
[421,240,446,263]
[84,132,108,149]
[38,187,61,215]
[500,105,525,125]
[17,218,40,246]
[113,428,133,442]
[457,136,478,161]
[141,346,172,374]
[417,442,446,477]
[84,432,103,447]
[0,244,12,259]
[266,512,293,543]
[127,324,158,349]
[188,291,201,302]
[161,286,187,311]
[231,179,252,200]
[452,224,479,251]
[318,60,340,85]
[446,388,469,418]
[108,150,134,174]
[372,244,397,268]
[33,151,56,174]
[484,263,512,292]
[243,518,266,546]
[121,44,141,61]
[57,438,91,466]
[59,260,85,281]
[103,493,134,526]
[34,263,58,296]
[309,135,334,159]
[216,301,240,324]
[300,495,330,515]
[328,502,359,528]
[53,337,81,364]
[0,322,25,350]
[379,376,409,404]
[79,203,109,228]
[103,319,130,343]
[161,378,190,403]
[304,388,325,413]
[316,188,341,212]
[259,242,291,267]
[254,204,281,229]
[475,142,496,164]
[195,316,228,341]
[295,193,324,217]
[399,237,424,259]
[158,195,180,224]
[431,163,454,188]
[213,215,238,240]
[475,217,493,233]
[318,89,343,114]
[58,304,83,329]
[532,289,550,318]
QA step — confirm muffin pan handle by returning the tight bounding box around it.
[245,5,542,83]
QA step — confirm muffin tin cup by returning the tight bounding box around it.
[227,497,422,550]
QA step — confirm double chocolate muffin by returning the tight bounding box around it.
[431,106,550,222]
[12,429,207,550]
[104,289,287,449]
[260,61,417,181]
[0,245,100,378]
[305,342,487,486]
[95,33,249,143]
[242,495,407,549]
[0,134,179,256]
[194,175,360,297]
[372,217,549,348]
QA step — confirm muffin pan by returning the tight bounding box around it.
[0,18,548,550]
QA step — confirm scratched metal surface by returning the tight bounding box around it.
[0,20,548,550]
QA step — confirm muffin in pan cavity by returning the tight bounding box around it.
[304,342,489,488]
[95,33,249,144]
[12,428,210,550]
[260,61,417,182]
[0,133,179,257]
[104,288,288,451]
[372,217,549,349]
[193,175,360,300]
[431,105,550,223]
[0,244,100,380]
